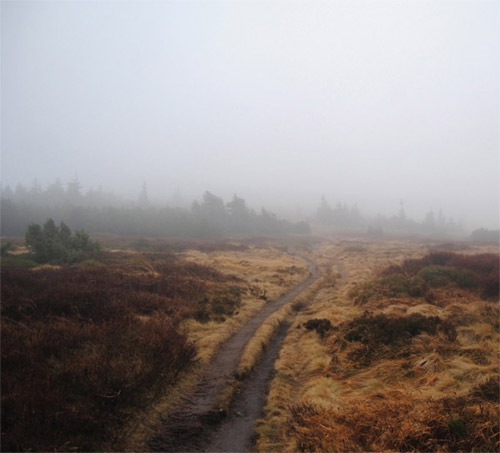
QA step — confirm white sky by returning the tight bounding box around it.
[1,0,499,228]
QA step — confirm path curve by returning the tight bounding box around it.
[148,260,319,452]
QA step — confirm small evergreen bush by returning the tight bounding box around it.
[25,218,100,263]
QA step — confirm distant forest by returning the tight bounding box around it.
[0,180,310,237]
[2,180,494,240]
[315,195,464,236]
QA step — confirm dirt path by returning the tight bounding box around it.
[148,262,319,452]
[203,321,291,452]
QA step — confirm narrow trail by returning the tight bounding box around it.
[148,261,319,452]
[203,321,291,452]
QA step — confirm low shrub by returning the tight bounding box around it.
[190,289,242,323]
[291,301,306,312]
[470,228,500,243]
[350,274,430,304]
[25,218,100,263]
[417,265,478,289]
[381,252,499,300]
[304,318,333,338]
[343,313,456,346]
[333,313,456,366]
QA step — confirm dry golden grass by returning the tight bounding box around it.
[288,390,499,452]
[237,275,324,378]
[256,240,380,451]
[183,247,308,297]
[181,246,309,364]
[237,311,288,378]
[183,302,266,364]
[256,239,500,452]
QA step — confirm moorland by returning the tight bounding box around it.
[1,232,498,452]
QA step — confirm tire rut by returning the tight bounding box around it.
[148,262,319,452]
[203,321,291,452]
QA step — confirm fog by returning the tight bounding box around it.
[2,1,499,229]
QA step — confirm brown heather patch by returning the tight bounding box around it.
[0,252,240,452]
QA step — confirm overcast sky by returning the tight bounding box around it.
[1,0,499,228]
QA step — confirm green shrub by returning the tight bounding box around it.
[383,252,498,299]
[25,219,100,263]
[417,265,478,289]
[351,275,429,304]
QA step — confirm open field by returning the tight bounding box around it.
[1,234,498,452]
[256,238,499,452]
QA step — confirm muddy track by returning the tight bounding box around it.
[204,321,291,452]
[148,262,319,452]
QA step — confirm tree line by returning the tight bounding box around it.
[315,196,463,235]
[1,183,310,237]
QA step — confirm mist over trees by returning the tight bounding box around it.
[316,196,363,227]
[470,228,500,243]
[1,179,474,239]
[0,181,310,237]
[315,196,463,236]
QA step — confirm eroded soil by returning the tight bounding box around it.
[204,322,291,452]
